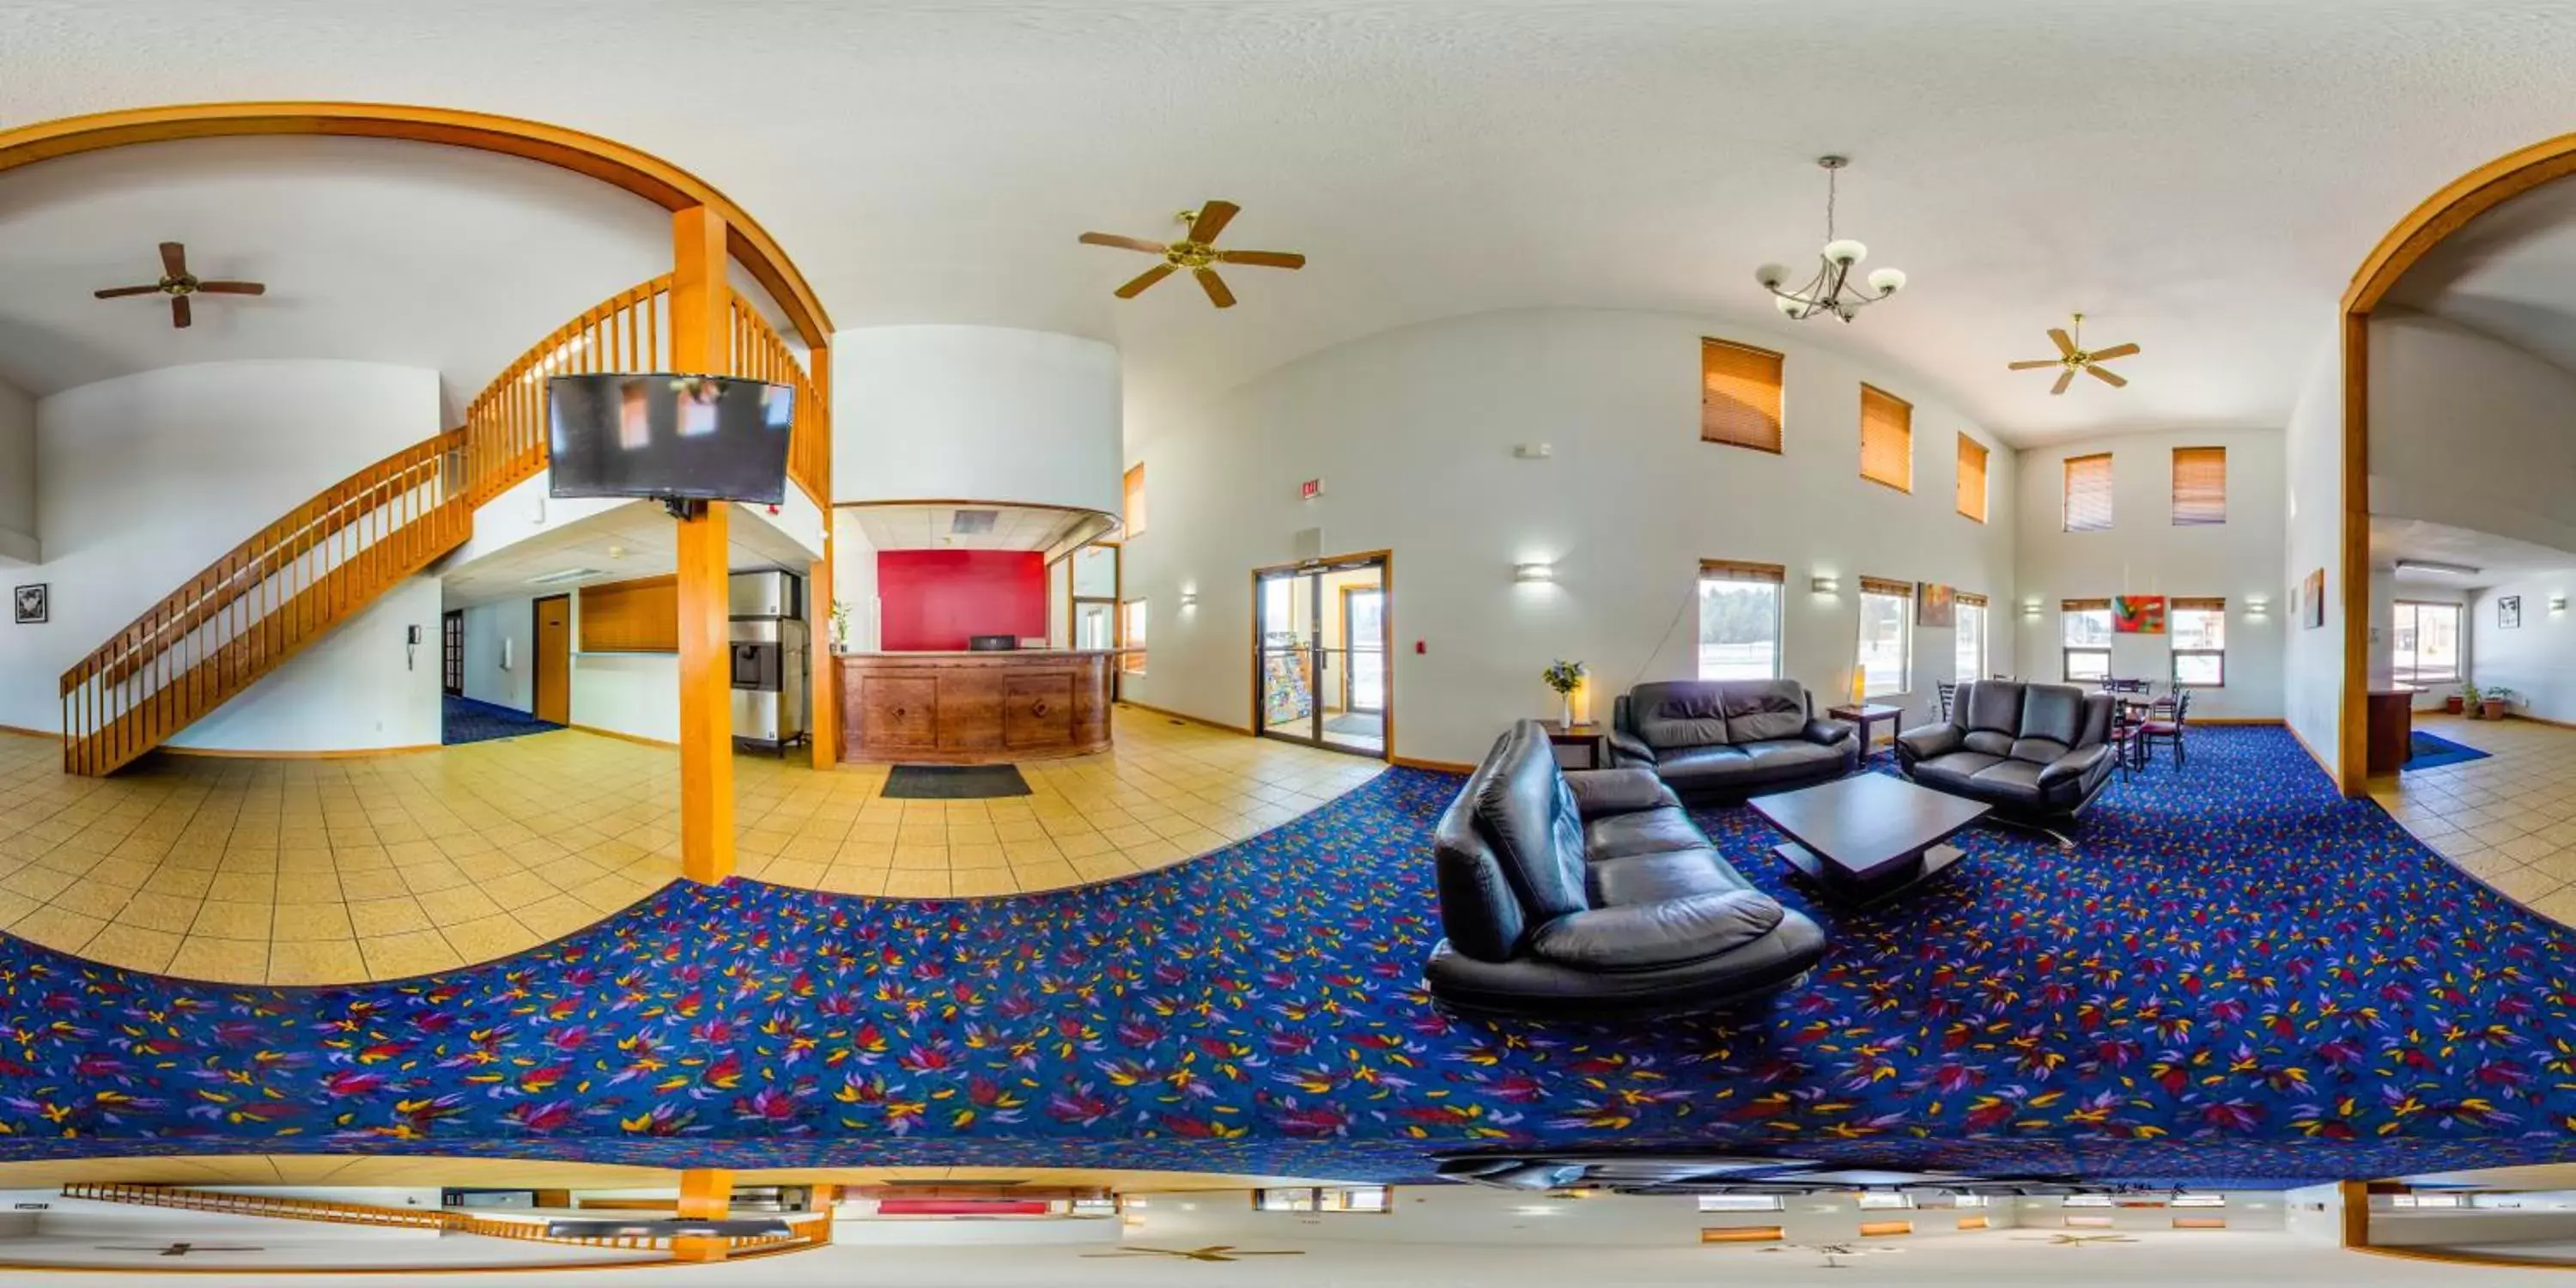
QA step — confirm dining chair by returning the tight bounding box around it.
[1937,679,1958,722]
[2136,688,2191,769]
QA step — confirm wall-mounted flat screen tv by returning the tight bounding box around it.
[548,374,794,505]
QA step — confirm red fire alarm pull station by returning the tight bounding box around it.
[1300,478,1323,501]
[1414,640,1426,654]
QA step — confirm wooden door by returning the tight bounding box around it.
[534,595,573,726]
[441,610,465,696]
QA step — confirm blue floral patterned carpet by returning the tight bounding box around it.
[9,726,2576,1186]
[440,695,560,746]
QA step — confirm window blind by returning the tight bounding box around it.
[2063,453,2113,532]
[2171,447,2226,526]
[1122,463,1147,537]
[1859,385,1912,491]
[1700,338,1783,453]
[1956,591,1990,608]
[2063,598,2111,612]
[1860,575,1915,598]
[1698,559,1786,584]
[1955,434,1989,523]
[2171,596,2226,611]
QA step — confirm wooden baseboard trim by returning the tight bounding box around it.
[2507,711,2576,731]
[1392,754,1475,775]
[0,724,59,741]
[2194,716,2284,726]
[1115,701,1251,736]
[2285,720,2335,781]
[162,744,440,761]
[569,723,682,750]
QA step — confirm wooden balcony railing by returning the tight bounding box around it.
[59,1182,828,1256]
[464,275,675,506]
[58,431,471,776]
[731,291,829,506]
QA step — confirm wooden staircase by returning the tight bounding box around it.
[58,1182,825,1255]
[58,432,472,775]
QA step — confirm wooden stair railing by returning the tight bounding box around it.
[55,270,829,777]
[58,1182,826,1255]
[58,431,470,776]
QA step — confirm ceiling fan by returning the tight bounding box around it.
[1078,201,1304,308]
[2008,312,2138,394]
[94,241,266,329]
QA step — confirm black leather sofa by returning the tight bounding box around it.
[1894,680,2117,826]
[1607,679,1857,802]
[1424,721,1827,1019]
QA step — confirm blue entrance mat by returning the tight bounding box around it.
[2403,731,2492,771]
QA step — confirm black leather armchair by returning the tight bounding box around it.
[1894,680,2117,826]
[1607,679,1856,802]
[1424,721,1826,1019]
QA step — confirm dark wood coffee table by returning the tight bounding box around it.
[1749,774,1990,908]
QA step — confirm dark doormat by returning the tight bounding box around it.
[884,764,1034,799]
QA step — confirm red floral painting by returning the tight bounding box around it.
[2113,594,2166,634]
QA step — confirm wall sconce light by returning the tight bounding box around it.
[1809,575,1839,595]
[2553,595,2568,614]
[2021,599,2042,617]
[1179,589,1199,608]
[2246,595,2269,616]
[1513,562,1556,584]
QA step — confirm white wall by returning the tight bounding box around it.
[0,375,34,565]
[455,587,679,743]
[170,576,442,752]
[460,596,536,712]
[2282,325,2348,777]
[828,511,882,653]
[2014,428,2287,719]
[1130,1186,2017,1249]
[833,325,1124,515]
[2372,309,2576,554]
[0,360,443,746]
[1118,308,2019,766]
[2470,576,2576,721]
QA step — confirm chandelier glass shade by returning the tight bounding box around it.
[1757,156,1906,323]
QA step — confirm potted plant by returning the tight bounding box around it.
[2461,683,2482,718]
[2481,686,2518,720]
[1542,659,1588,728]
[829,598,853,654]
[2444,689,2465,714]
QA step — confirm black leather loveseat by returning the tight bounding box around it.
[1424,721,1826,1019]
[1894,680,2117,827]
[1607,679,1857,802]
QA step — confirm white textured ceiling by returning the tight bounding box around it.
[2385,176,2576,378]
[0,136,674,416]
[437,501,811,608]
[844,501,1110,554]
[9,3,2576,447]
[2371,515,2576,590]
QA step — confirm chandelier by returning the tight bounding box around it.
[1756,156,1907,322]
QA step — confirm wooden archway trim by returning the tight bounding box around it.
[0,101,835,348]
[2336,131,2576,795]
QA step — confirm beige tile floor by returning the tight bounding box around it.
[0,709,1382,986]
[2372,713,2576,927]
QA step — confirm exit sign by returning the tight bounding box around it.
[1300,478,1324,501]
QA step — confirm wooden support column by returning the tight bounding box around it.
[671,206,736,884]
[809,345,838,770]
[671,1167,732,1263]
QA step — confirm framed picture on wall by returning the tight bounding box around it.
[1916,582,1956,628]
[2112,595,2166,635]
[2500,595,2523,630]
[2301,568,2325,629]
[10,584,44,625]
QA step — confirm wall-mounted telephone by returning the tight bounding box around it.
[501,636,514,671]
[405,623,422,671]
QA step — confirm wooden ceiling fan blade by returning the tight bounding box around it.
[1078,233,1170,254]
[1114,264,1175,299]
[2087,363,2129,387]
[2086,342,2139,361]
[1217,249,1305,270]
[171,295,191,329]
[1188,200,1239,244]
[93,284,160,298]
[194,281,266,295]
[2050,368,2074,396]
[1195,267,1236,308]
[160,241,187,278]
[2048,327,2076,357]
[2007,359,2061,371]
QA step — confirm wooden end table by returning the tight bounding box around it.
[1827,702,1905,762]
[1535,720,1607,769]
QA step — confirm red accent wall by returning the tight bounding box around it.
[877,550,1047,652]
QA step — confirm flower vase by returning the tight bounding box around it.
[1560,694,1575,727]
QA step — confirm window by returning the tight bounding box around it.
[2062,598,2112,681]
[1700,337,1783,453]
[2171,597,2226,686]
[2392,600,2462,683]
[1120,599,1147,675]
[1697,1194,1788,1212]
[1856,1192,1917,1211]
[1857,577,1914,697]
[1955,592,1989,681]
[2389,1194,2464,1209]
[1859,384,1912,492]
[2171,447,2226,526]
[1255,1186,1388,1213]
[1122,463,1147,538]
[1698,560,1784,680]
[1956,434,1990,523]
[2063,453,2114,532]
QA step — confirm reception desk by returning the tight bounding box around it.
[837,650,1118,764]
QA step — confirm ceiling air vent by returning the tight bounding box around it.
[949,509,999,535]
[528,568,605,586]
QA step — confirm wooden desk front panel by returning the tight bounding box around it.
[840,653,1115,764]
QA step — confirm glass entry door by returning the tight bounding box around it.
[1255,553,1388,757]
